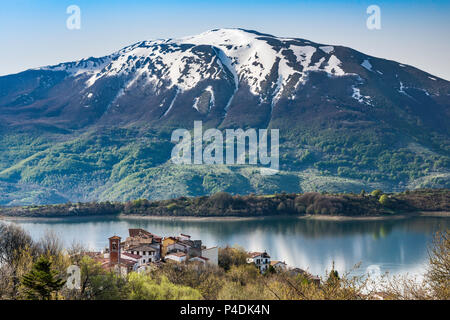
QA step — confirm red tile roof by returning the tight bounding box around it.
[129,228,151,237]
[128,229,162,241]
[119,258,138,267]
[128,245,157,252]
[248,251,270,258]
[167,252,186,258]
[122,252,141,259]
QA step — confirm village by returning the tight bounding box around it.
[87,228,319,283]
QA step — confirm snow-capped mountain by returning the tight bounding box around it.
[0,29,449,205]
[44,29,347,97]
[2,28,446,130]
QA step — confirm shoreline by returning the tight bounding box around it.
[299,211,450,221]
[1,211,449,222]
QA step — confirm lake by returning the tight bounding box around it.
[3,215,449,277]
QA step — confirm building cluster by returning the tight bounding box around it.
[89,228,218,276]
[87,228,319,283]
[245,251,320,283]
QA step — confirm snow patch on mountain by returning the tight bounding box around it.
[361,59,373,71]
[319,46,334,54]
[399,81,407,94]
[192,97,200,112]
[205,85,215,110]
[324,55,346,76]
[290,45,316,67]
[352,86,372,105]
[163,88,180,116]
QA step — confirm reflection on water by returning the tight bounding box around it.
[4,216,449,277]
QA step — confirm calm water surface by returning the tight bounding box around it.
[4,215,449,277]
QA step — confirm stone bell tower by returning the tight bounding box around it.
[109,236,121,266]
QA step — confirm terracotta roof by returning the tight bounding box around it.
[248,251,270,258]
[93,257,110,267]
[169,242,189,248]
[84,251,102,258]
[109,235,121,240]
[96,257,136,269]
[128,245,157,252]
[122,252,141,259]
[129,228,151,237]
[284,268,320,283]
[290,267,306,273]
[167,252,186,258]
[176,240,193,247]
[119,258,138,267]
[248,252,262,258]
[128,229,162,241]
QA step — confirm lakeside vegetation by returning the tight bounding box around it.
[0,188,449,219]
[0,223,448,300]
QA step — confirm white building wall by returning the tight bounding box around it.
[201,247,218,266]
[247,255,270,273]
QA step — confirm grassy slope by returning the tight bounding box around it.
[0,124,448,206]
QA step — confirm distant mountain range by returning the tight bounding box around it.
[0,28,449,205]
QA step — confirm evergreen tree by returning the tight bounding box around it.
[20,256,65,300]
[326,262,340,287]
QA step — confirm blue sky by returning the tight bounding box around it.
[1,0,449,79]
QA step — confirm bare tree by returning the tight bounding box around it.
[426,229,449,299]
[37,230,64,257]
[0,223,35,265]
[0,223,37,298]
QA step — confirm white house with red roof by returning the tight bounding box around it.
[247,251,271,273]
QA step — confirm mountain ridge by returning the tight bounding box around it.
[0,28,448,205]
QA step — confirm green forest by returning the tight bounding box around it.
[0,188,448,218]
